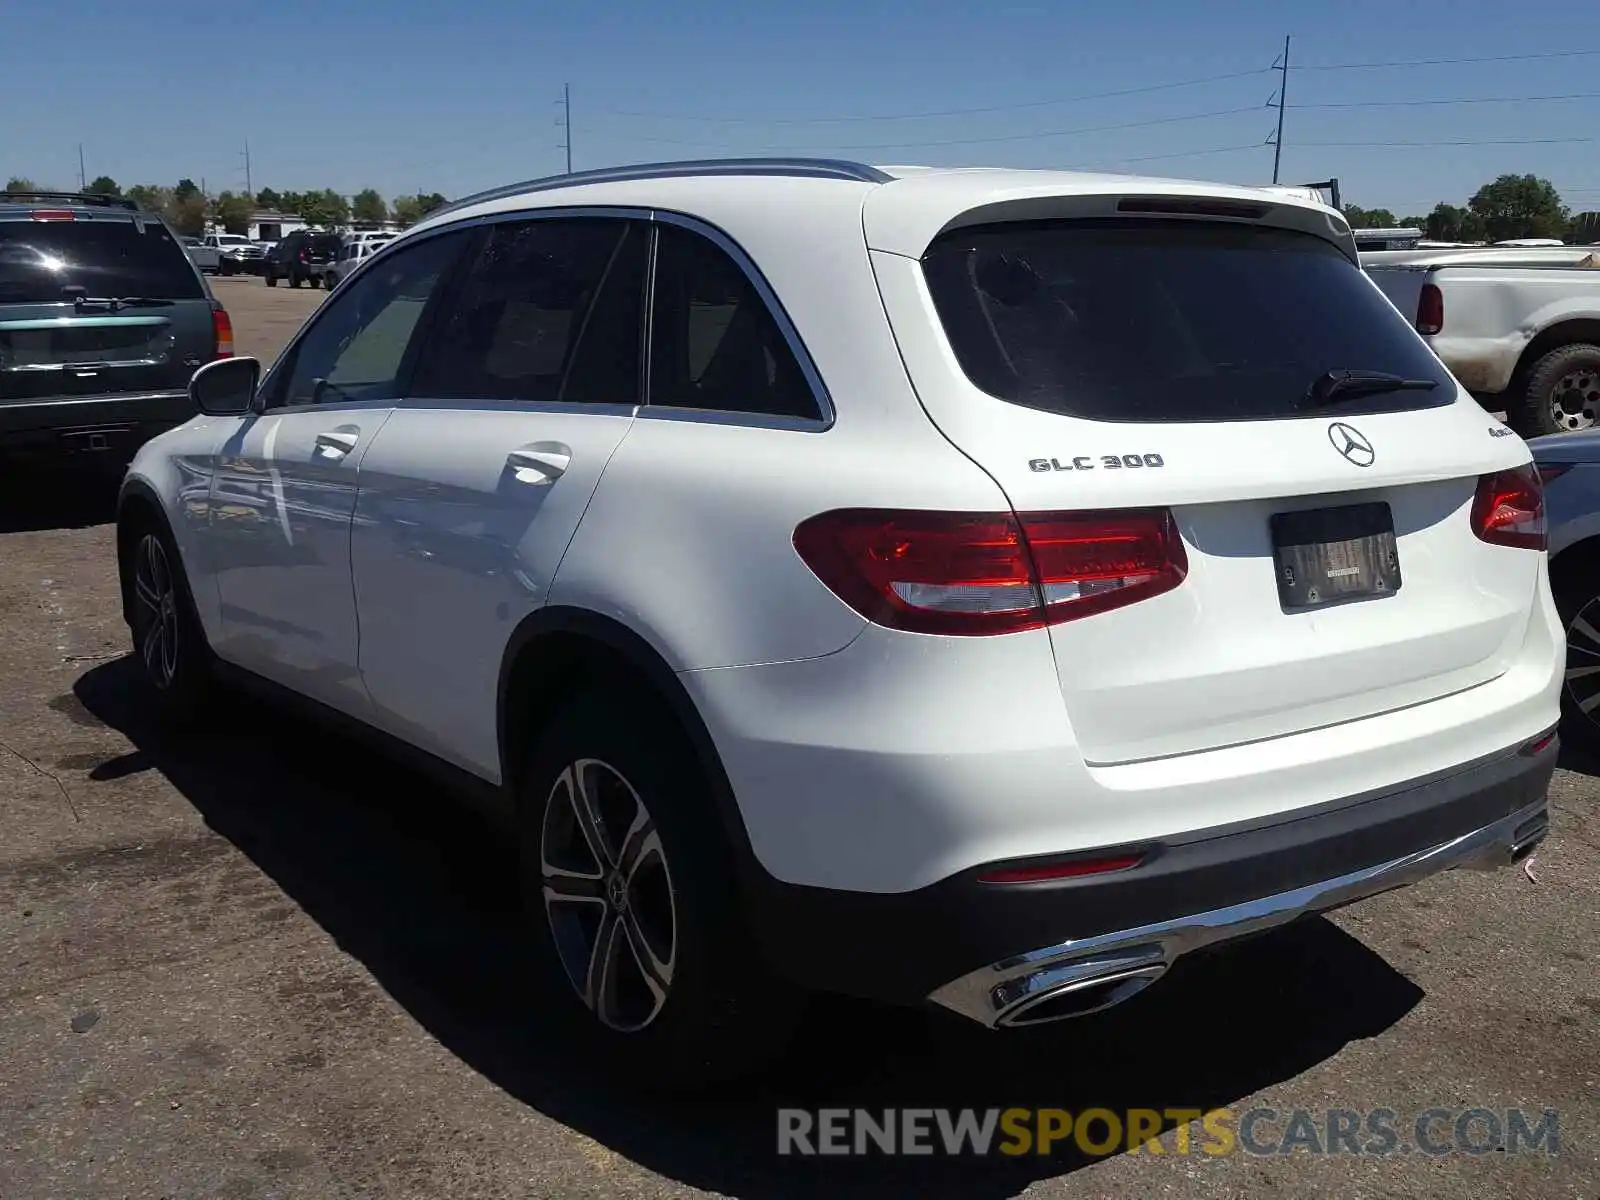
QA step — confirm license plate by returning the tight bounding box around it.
[1270,502,1401,610]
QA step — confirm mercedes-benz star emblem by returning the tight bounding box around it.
[1327,421,1376,467]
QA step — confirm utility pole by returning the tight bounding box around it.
[1271,35,1290,184]
[77,144,86,189]
[558,82,572,174]
[243,140,253,200]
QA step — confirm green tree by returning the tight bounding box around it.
[1468,174,1568,242]
[86,175,120,197]
[166,194,207,236]
[255,187,282,210]
[211,190,256,235]
[350,188,387,224]
[418,191,447,215]
[390,194,424,227]
[1423,202,1486,243]
[1342,204,1398,228]
[174,177,200,201]
[125,184,170,213]
[1571,212,1600,245]
[297,188,350,228]
[4,176,38,192]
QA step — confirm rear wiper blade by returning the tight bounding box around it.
[1306,368,1439,408]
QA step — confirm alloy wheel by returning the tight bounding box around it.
[540,758,677,1032]
[1565,596,1600,731]
[1551,368,1600,431]
[133,533,179,690]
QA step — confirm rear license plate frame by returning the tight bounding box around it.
[1269,501,1401,611]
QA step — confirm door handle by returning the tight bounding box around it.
[314,429,360,459]
[507,448,571,483]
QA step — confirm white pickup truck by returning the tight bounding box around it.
[1364,246,1600,437]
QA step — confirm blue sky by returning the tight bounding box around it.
[7,0,1598,216]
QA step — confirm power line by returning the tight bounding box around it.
[1295,90,1600,109]
[1297,135,1596,148]
[578,105,1267,153]
[599,67,1272,124]
[1300,48,1600,71]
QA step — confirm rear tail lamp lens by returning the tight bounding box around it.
[1471,464,1546,550]
[1416,283,1444,335]
[212,306,234,359]
[792,507,1188,636]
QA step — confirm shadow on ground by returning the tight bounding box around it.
[74,657,1424,1198]
[0,462,122,534]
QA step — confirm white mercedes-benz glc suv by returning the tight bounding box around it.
[115,158,1561,1085]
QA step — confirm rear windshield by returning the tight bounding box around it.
[0,218,203,302]
[921,219,1453,422]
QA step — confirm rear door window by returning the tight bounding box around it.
[0,218,202,302]
[920,219,1453,422]
[412,217,647,406]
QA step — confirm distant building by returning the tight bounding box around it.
[246,210,307,241]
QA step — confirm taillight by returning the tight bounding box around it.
[212,306,234,359]
[791,507,1188,636]
[30,209,75,221]
[1471,464,1546,550]
[1417,283,1444,335]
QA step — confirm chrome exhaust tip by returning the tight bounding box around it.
[995,961,1168,1028]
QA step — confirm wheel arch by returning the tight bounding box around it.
[1512,319,1600,392]
[496,606,759,866]
[115,478,172,629]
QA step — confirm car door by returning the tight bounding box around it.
[206,227,473,717]
[351,214,649,777]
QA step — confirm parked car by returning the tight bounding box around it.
[1525,431,1600,753]
[251,241,277,275]
[182,235,222,275]
[1365,246,1600,437]
[0,190,232,468]
[115,159,1559,1086]
[324,236,392,288]
[263,230,342,288]
[202,232,263,276]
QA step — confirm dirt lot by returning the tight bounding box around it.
[0,276,1596,1198]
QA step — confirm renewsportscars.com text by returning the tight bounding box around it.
[776,1106,1560,1158]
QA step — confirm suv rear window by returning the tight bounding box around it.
[0,217,203,303]
[921,219,1452,422]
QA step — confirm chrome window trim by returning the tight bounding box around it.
[382,206,834,430]
[644,209,834,430]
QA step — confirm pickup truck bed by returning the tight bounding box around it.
[1365,247,1600,437]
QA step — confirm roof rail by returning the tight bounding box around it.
[425,157,892,222]
[0,189,142,211]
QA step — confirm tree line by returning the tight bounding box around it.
[2,175,449,235]
[1342,173,1598,244]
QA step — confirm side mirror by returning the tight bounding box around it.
[190,356,260,416]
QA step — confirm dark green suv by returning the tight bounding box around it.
[0,191,232,468]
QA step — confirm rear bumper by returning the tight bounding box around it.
[0,391,195,459]
[738,733,1556,1012]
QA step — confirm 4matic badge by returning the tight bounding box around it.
[1029,453,1166,473]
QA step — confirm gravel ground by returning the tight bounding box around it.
[0,276,1595,1199]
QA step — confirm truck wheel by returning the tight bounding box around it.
[265,272,277,287]
[289,274,302,289]
[1510,344,1600,437]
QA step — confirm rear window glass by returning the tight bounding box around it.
[921,219,1452,422]
[0,218,202,302]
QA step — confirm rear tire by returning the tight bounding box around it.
[1509,344,1600,437]
[265,272,277,287]
[324,272,336,291]
[121,514,214,725]
[518,688,801,1091]
[289,273,302,289]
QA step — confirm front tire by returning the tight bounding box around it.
[518,689,800,1089]
[1509,343,1600,437]
[123,517,213,722]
